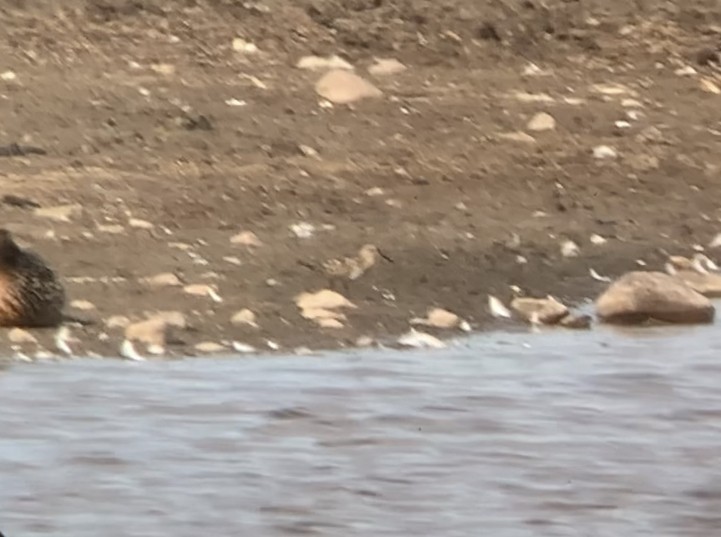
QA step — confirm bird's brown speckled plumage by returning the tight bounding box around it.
[0,229,65,327]
[322,244,384,281]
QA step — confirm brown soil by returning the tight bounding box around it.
[0,0,720,358]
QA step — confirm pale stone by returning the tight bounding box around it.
[128,218,154,229]
[700,78,721,94]
[368,58,407,76]
[498,131,536,144]
[151,63,176,75]
[97,224,125,234]
[144,272,182,287]
[596,271,715,324]
[315,70,382,104]
[397,329,446,349]
[410,308,462,329]
[593,145,618,159]
[295,289,356,311]
[297,54,353,71]
[106,315,131,329]
[149,311,187,329]
[8,328,38,344]
[231,308,258,328]
[527,112,556,132]
[318,318,345,329]
[232,38,258,54]
[230,231,262,246]
[301,308,347,322]
[70,300,96,311]
[561,240,580,258]
[34,204,82,222]
[183,284,221,302]
[511,297,569,325]
[125,318,170,347]
[195,342,226,353]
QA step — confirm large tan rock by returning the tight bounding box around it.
[595,271,715,324]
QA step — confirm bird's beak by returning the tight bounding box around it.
[378,248,394,263]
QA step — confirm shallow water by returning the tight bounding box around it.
[2,325,721,536]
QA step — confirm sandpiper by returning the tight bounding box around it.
[322,244,392,290]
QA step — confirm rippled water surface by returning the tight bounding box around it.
[3,325,721,536]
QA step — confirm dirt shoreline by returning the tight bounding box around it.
[0,0,720,359]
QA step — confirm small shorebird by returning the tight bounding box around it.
[322,244,392,289]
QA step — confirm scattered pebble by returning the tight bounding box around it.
[398,328,446,349]
[232,341,256,354]
[54,327,75,356]
[488,295,512,319]
[290,222,316,239]
[125,318,170,348]
[70,299,96,311]
[590,234,607,245]
[128,218,154,229]
[106,315,131,329]
[8,328,37,345]
[509,91,555,103]
[527,112,556,132]
[195,342,226,354]
[591,83,631,96]
[317,318,345,329]
[498,131,536,144]
[561,240,580,258]
[368,58,407,76]
[296,289,356,328]
[700,78,721,94]
[356,335,375,347]
[297,54,353,71]
[231,231,263,246]
[184,284,223,302]
[590,268,612,283]
[232,37,258,54]
[97,224,125,234]
[675,65,697,76]
[511,296,569,325]
[120,339,147,361]
[521,63,550,77]
[593,145,618,160]
[315,70,382,105]
[298,144,319,158]
[231,308,259,328]
[34,204,83,222]
[410,307,466,330]
[151,63,175,75]
[151,311,187,329]
[144,272,182,287]
[225,98,247,107]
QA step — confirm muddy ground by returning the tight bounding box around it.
[0,0,720,358]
